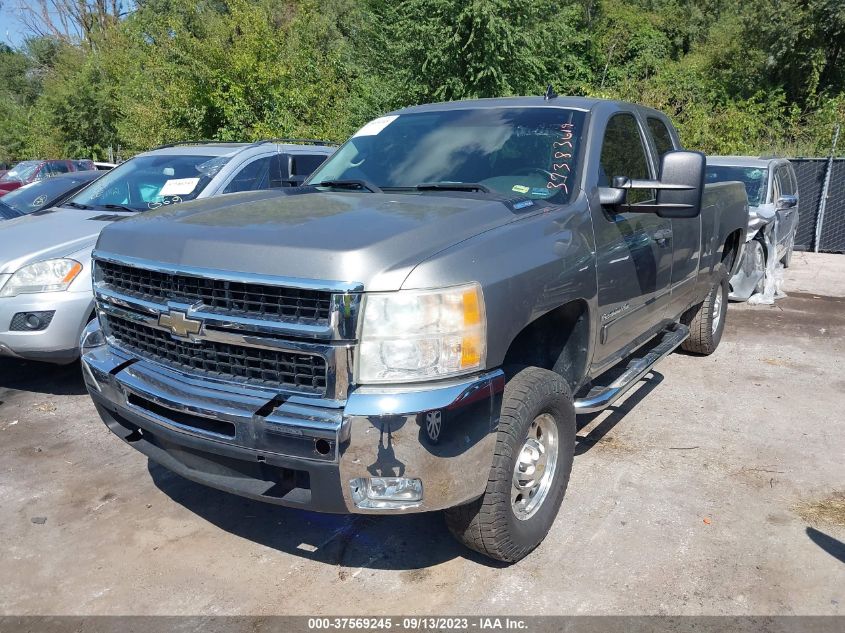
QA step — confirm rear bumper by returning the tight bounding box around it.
[82,337,504,514]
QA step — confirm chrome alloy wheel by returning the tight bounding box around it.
[511,413,559,520]
[711,283,724,335]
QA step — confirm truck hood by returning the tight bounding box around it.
[0,206,133,274]
[96,190,533,291]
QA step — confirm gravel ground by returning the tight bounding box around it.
[0,252,843,616]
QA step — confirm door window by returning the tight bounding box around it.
[223,156,272,194]
[291,154,327,178]
[599,114,653,204]
[49,161,70,175]
[776,165,794,196]
[268,154,289,188]
[646,117,675,158]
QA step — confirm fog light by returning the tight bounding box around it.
[10,311,55,332]
[350,477,423,509]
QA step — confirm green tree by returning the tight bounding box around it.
[369,0,592,104]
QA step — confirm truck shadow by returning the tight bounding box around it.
[148,462,508,571]
[0,358,87,396]
[575,371,664,455]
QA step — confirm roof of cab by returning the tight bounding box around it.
[390,95,667,117]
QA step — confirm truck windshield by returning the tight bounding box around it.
[309,107,585,203]
[67,153,232,212]
[705,165,768,206]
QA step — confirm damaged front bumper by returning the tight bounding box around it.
[81,320,504,514]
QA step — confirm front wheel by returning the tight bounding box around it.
[681,274,728,355]
[444,366,576,563]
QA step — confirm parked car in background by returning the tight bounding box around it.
[0,170,102,221]
[705,157,799,300]
[0,159,97,196]
[0,140,335,363]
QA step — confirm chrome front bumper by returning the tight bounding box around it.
[82,331,504,514]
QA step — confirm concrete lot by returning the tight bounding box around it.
[1,252,843,616]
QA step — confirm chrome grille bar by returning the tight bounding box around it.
[92,251,360,400]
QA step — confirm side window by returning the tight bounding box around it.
[599,113,653,205]
[646,117,675,159]
[291,154,328,178]
[268,154,289,188]
[777,165,794,196]
[223,156,272,194]
[769,168,779,203]
[50,161,70,175]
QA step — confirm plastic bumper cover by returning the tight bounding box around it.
[0,289,93,362]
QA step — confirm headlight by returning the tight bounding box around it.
[0,259,83,297]
[357,283,487,384]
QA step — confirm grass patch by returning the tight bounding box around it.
[794,492,845,527]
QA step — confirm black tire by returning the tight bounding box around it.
[444,366,576,563]
[681,273,728,355]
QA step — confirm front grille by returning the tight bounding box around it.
[104,314,327,393]
[97,260,332,324]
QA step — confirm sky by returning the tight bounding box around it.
[1,1,55,48]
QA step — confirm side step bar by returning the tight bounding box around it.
[574,324,690,414]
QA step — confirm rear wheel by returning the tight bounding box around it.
[681,274,728,355]
[445,366,576,563]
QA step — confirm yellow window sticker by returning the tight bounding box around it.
[512,185,530,194]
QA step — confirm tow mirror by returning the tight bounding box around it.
[598,150,705,218]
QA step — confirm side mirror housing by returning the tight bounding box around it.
[598,150,705,218]
[776,194,798,210]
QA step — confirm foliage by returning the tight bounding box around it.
[0,0,843,162]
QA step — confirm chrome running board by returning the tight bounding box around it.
[574,324,689,414]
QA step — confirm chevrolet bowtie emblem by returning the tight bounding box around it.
[158,310,203,338]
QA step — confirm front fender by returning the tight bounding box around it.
[401,194,598,370]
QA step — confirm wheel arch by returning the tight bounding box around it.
[501,299,592,393]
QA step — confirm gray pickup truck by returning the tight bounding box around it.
[81,97,747,562]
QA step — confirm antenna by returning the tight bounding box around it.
[543,84,558,100]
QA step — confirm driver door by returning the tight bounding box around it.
[592,112,673,367]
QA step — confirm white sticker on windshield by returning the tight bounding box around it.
[352,115,398,138]
[159,177,200,196]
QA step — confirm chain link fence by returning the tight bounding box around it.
[791,158,845,253]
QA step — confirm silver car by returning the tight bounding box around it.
[705,156,799,300]
[0,140,335,363]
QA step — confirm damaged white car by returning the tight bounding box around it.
[705,157,799,301]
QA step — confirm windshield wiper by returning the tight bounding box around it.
[415,182,491,193]
[99,203,138,213]
[65,201,94,210]
[312,179,383,193]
